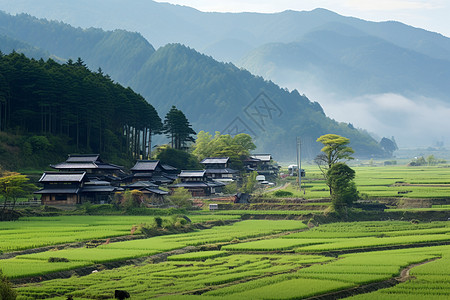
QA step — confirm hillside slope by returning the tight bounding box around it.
[0,13,384,160]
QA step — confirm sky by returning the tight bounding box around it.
[156,0,450,37]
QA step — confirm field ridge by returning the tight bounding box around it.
[304,257,440,300]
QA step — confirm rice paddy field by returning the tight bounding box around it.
[2,217,450,299]
[271,164,450,201]
[2,165,450,299]
[0,215,240,253]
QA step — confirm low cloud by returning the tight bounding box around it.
[314,93,450,148]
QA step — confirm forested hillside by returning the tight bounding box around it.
[0,52,161,169]
[0,11,154,84]
[3,1,450,147]
[0,12,385,161]
[129,44,383,158]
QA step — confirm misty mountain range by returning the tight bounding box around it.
[0,0,449,150]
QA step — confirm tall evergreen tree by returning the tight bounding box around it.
[163,106,196,150]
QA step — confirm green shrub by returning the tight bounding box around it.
[273,190,294,197]
[48,257,70,263]
[0,269,17,300]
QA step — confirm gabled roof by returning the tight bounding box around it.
[34,188,80,194]
[39,172,87,183]
[204,168,238,174]
[178,170,206,178]
[200,157,229,164]
[81,185,118,193]
[125,181,159,189]
[251,154,272,162]
[51,154,122,171]
[130,160,161,172]
[161,164,178,171]
[50,162,98,170]
[143,188,169,195]
[66,154,100,163]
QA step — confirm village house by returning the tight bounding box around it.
[170,170,225,197]
[123,181,169,199]
[126,160,178,185]
[200,157,237,182]
[50,154,124,183]
[35,172,123,206]
[35,172,87,205]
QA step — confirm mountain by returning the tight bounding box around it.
[0,12,383,160]
[1,1,449,147]
[240,24,450,98]
[0,11,155,84]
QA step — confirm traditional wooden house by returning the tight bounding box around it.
[200,157,237,182]
[128,160,178,185]
[123,181,169,199]
[245,154,279,180]
[170,170,225,197]
[81,180,123,204]
[250,154,273,168]
[35,172,87,205]
[35,172,123,206]
[50,154,124,182]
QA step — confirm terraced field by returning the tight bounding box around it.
[270,165,450,201]
[3,219,450,299]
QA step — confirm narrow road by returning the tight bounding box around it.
[265,182,291,193]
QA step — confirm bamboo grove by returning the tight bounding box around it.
[0,51,162,158]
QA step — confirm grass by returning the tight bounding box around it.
[272,164,450,200]
[2,220,307,279]
[0,215,239,253]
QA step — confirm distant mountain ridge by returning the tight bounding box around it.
[1,0,450,146]
[0,11,384,160]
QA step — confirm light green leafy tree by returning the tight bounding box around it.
[192,131,256,170]
[0,171,37,215]
[315,134,355,196]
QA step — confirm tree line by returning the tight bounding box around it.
[0,51,195,161]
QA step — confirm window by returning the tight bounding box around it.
[55,194,67,201]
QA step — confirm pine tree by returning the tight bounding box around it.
[163,106,196,150]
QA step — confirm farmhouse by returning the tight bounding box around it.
[35,172,123,205]
[170,170,225,197]
[249,154,280,180]
[200,157,237,182]
[50,154,124,182]
[127,160,178,185]
[123,181,169,199]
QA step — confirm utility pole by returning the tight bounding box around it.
[296,137,301,191]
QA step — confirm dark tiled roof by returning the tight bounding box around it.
[161,164,178,171]
[144,188,169,195]
[172,180,224,188]
[130,160,160,171]
[51,162,98,170]
[66,154,100,163]
[179,170,206,177]
[39,172,86,183]
[251,154,272,162]
[125,181,158,188]
[200,157,229,164]
[81,186,118,193]
[34,188,80,194]
[204,168,238,174]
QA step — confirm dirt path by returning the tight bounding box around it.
[265,182,291,193]
[304,257,440,300]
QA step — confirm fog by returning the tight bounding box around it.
[302,89,450,148]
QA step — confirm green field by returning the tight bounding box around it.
[0,215,240,253]
[1,218,449,299]
[270,165,450,200]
